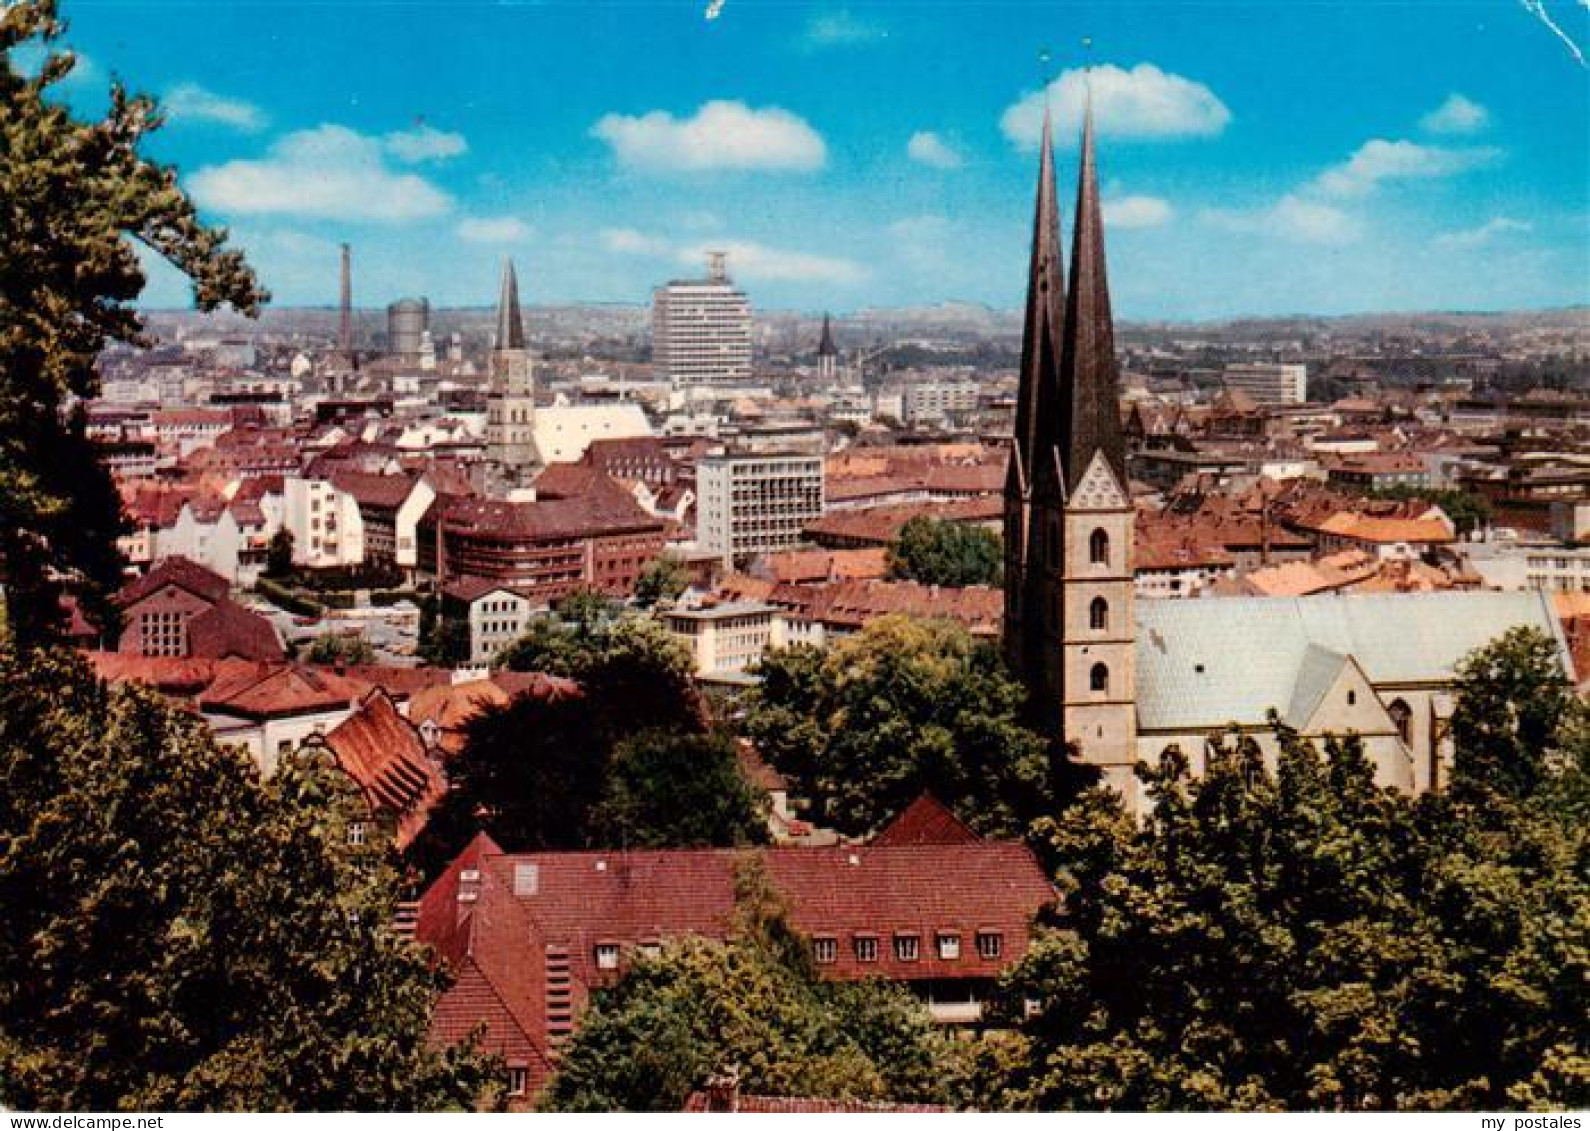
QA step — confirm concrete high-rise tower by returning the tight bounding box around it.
[486,259,539,479]
[652,252,753,394]
[1004,102,1137,793]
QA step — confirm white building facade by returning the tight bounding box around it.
[695,452,825,566]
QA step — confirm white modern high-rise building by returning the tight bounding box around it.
[652,252,753,392]
[696,452,825,566]
[1222,363,1308,406]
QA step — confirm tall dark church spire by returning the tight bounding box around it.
[496,258,526,351]
[1011,107,1066,492]
[1003,106,1066,673]
[1003,89,1137,778]
[1057,101,1127,493]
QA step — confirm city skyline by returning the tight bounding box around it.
[24,0,1590,319]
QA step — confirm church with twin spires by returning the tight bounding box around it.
[1002,104,1569,810]
[1003,103,1139,792]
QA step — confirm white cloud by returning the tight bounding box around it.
[383,124,467,163]
[677,240,865,284]
[1104,194,1173,229]
[801,9,887,48]
[1313,138,1501,198]
[458,216,533,244]
[1203,194,1362,245]
[188,125,453,222]
[906,131,963,169]
[1434,216,1534,248]
[592,101,827,173]
[601,227,673,256]
[1420,93,1491,135]
[1001,63,1231,150]
[163,83,267,131]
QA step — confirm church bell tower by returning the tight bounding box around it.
[1003,101,1137,794]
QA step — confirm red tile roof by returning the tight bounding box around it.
[871,794,981,847]
[186,599,285,662]
[330,469,419,510]
[415,828,1055,1089]
[320,689,445,849]
[117,556,231,607]
[199,663,368,719]
[803,498,1002,547]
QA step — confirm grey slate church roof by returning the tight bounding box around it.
[1134,590,1569,731]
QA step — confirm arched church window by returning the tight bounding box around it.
[1090,528,1109,565]
[1090,663,1109,694]
[1090,596,1108,631]
[1389,698,1413,746]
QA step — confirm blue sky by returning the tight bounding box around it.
[24,0,1590,319]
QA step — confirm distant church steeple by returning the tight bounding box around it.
[816,312,838,385]
[1003,95,1137,794]
[486,258,539,479]
[495,258,526,351]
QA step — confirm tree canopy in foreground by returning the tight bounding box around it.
[540,860,955,1112]
[0,647,495,1110]
[743,615,1055,839]
[966,627,1588,1112]
[1,2,265,646]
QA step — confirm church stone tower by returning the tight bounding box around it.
[486,259,540,480]
[1003,104,1137,794]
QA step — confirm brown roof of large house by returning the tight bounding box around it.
[870,794,981,847]
[803,498,1002,547]
[416,818,1054,1092]
[434,489,664,542]
[329,469,418,510]
[186,599,285,662]
[748,548,889,584]
[199,663,368,720]
[117,556,231,607]
[407,672,579,755]
[318,689,445,849]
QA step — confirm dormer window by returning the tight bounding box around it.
[813,937,837,965]
[507,1066,528,1096]
[894,933,920,962]
[976,931,1004,960]
[595,943,620,971]
[854,935,879,963]
[937,933,961,960]
[346,821,367,847]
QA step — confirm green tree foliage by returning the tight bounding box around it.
[1449,625,1578,802]
[969,705,1588,1111]
[540,859,953,1112]
[0,647,496,1110]
[633,554,688,608]
[304,630,376,666]
[0,3,266,646]
[497,601,704,738]
[411,615,723,873]
[1367,485,1491,538]
[743,615,1053,839]
[595,730,767,849]
[265,528,294,579]
[887,515,1003,587]
[416,594,467,669]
